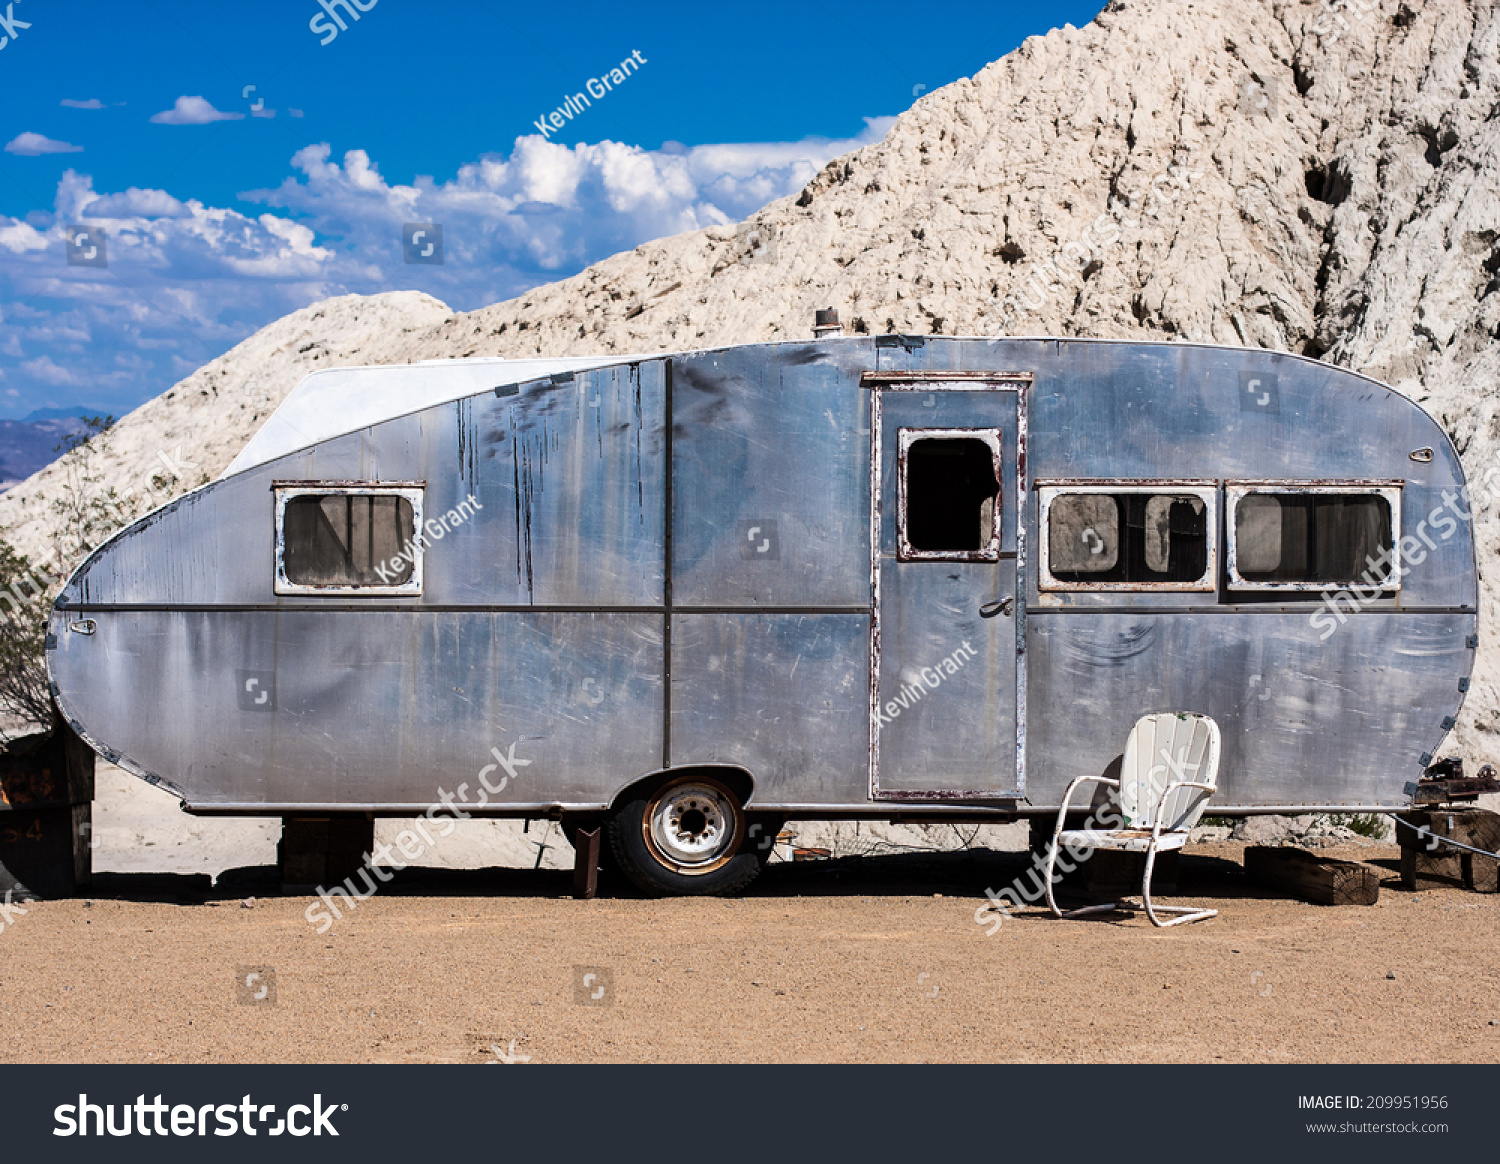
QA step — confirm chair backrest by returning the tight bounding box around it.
[1118,713,1221,832]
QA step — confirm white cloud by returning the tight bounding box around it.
[20,357,90,388]
[60,99,105,110]
[81,188,191,218]
[5,132,84,156]
[149,97,244,126]
[0,119,893,417]
[251,117,893,284]
[0,220,50,253]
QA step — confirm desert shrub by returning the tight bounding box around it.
[0,415,123,739]
[47,415,136,564]
[53,414,114,458]
[1345,812,1390,839]
[0,541,59,735]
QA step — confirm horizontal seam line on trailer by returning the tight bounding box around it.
[1028,606,1474,615]
[56,604,877,614]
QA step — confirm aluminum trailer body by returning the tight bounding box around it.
[46,338,1477,846]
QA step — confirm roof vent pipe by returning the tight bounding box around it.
[813,308,843,338]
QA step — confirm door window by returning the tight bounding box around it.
[897,428,1002,561]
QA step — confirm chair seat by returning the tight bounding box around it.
[1058,829,1189,853]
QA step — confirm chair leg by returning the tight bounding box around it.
[1142,839,1217,928]
[1043,834,1063,917]
[1062,900,1120,918]
[1049,837,1120,919]
[1142,840,1160,923]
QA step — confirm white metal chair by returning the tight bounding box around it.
[1044,713,1222,928]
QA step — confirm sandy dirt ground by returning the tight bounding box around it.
[1,841,1497,1064]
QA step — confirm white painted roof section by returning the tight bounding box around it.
[224,355,654,477]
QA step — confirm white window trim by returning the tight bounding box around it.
[1037,480,1219,592]
[896,427,1003,562]
[274,482,425,596]
[1225,480,1403,592]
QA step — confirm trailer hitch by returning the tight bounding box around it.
[1404,757,1500,806]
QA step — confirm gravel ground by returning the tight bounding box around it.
[1,842,1496,1064]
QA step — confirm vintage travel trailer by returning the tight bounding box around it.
[44,336,1478,894]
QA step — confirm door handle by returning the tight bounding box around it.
[979,597,1014,619]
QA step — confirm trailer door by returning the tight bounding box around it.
[869,374,1028,800]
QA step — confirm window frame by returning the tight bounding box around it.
[896,426,1004,562]
[273,481,426,597]
[1225,479,1403,593]
[1037,480,1219,592]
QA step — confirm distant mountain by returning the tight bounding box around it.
[0,415,92,492]
[21,406,98,423]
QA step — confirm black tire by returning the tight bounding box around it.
[607,774,764,897]
[743,815,785,864]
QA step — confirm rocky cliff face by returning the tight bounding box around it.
[8,0,1500,759]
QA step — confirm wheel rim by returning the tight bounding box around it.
[644,780,742,874]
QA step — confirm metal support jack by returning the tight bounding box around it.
[571,826,601,900]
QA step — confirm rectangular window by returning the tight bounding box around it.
[1227,482,1400,591]
[274,483,424,595]
[1038,482,1217,591]
[897,428,1002,561]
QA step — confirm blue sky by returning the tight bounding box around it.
[0,0,1105,420]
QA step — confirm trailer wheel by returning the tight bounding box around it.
[608,774,763,896]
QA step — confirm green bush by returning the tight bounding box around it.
[1344,813,1389,839]
[0,541,59,735]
